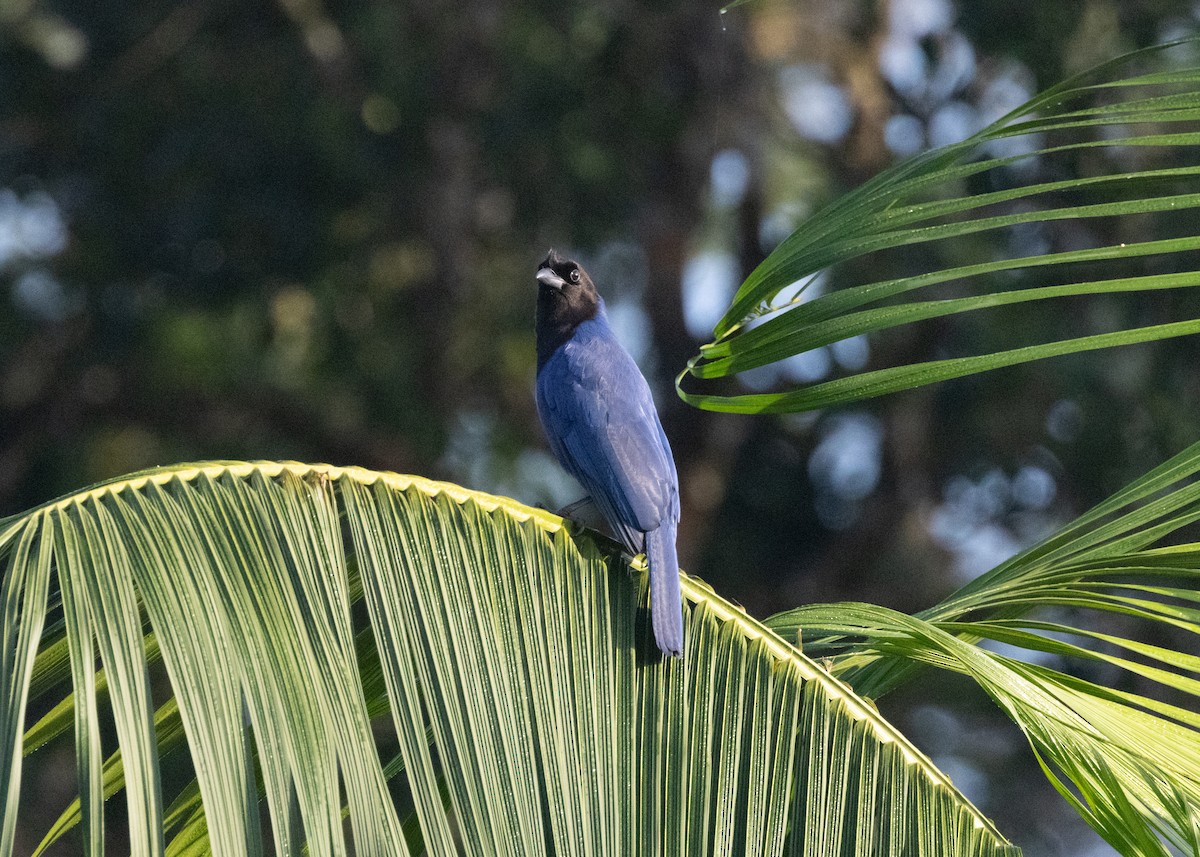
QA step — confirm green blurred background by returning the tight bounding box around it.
[3,0,1199,853]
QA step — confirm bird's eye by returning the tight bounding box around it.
[569,269,580,283]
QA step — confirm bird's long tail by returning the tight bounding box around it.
[645,523,684,657]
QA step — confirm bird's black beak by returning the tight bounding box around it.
[536,266,566,290]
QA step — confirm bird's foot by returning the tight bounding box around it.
[554,496,595,521]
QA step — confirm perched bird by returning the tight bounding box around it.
[534,249,684,657]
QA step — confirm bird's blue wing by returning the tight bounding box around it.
[536,324,678,553]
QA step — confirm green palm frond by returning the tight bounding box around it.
[1,462,1017,856]
[768,439,1200,855]
[678,39,1200,413]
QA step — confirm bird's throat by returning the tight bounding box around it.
[535,287,599,369]
[535,307,577,370]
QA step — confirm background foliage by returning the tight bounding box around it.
[3,0,1199,854]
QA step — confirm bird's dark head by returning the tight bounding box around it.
[535,250,602,367]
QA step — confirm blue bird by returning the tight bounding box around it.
[534,249,684,657]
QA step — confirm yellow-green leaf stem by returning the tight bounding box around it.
[6,461,1017,855]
